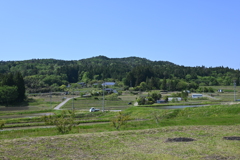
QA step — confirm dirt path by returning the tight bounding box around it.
[54,96,80,110]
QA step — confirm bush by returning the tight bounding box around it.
[145,97,155,104]
[106,93,119,101]
[149,92,162,101]
[0,121,5,130]
[137,96,146,105]
[42,110,75,134]
[111,112,130,130]
[118,91,123,95]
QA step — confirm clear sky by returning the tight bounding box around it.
[1,0,240,69]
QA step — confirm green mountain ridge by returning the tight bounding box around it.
[0,55,239,93]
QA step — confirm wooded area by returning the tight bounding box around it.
[0,56,239,103]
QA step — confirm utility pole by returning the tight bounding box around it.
[234,80,236,101]
[72,88,74,111]
[50,91,52,108]
[102,82,105,112]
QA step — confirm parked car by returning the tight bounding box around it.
[89,107,100,112]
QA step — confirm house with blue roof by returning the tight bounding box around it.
[102,82,116,86]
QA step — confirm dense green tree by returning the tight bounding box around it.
[149,92,162,101]
[0,72,25,103]
[81,71,91,83]
[176,81,188,91]
[13,72,26,102]
[137,96,146,105]
[139,82,147,91]
[169,80,175,91]
[161,78,167,90]
[0,86,18,105]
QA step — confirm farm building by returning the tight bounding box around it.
[168,97,182,101]
[192,94,203,98]
[102,82,116,86]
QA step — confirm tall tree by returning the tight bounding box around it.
[0,86,18,106]
[14,72,26,102]
[161,78,167,90]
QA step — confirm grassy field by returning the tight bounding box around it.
[1,104,240,159]
[62,92,138,110]
[1,125,240,159]
[1,88,240,159]
[209,86,240,101]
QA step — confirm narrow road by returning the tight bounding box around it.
[54,96,80,110]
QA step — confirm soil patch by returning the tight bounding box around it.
[165,137,196,142]
[223,137,240,140]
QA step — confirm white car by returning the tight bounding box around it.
[89,107,100,112]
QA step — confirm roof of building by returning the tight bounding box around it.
[102,82,116,86]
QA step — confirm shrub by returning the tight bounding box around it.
[0,121,5,130]
[145,97,155,104]
[149,92,162,101]
[137,96,146,105]
[106,93,119,101]
[111,112,130,130]
[42,110,75,134]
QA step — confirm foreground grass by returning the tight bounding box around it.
[1,125,240,160]
[1,104,240,159]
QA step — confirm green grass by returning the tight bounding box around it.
[1,103,240,159]
[1,125,240,159]
[209,86,239,101]
[2,104,240,139]
[62,97,133,111]
[2,89,240,159]
[0,109,54,116]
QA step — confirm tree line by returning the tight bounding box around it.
[0,56,239,93]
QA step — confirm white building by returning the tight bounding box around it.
[168,97,182,101]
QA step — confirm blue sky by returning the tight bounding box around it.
[1,0,240,69]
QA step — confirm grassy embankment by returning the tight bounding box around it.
[1,87,240,159]
[1,104,240,138]
[1,104,240,159]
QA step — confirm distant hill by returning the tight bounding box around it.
[0,56,239,93]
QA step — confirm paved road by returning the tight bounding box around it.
[54,96,80,110]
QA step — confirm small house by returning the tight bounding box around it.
[102,82,116,86]
[191,94,203,98]
[104,88,114,94]
[168,97,182,102]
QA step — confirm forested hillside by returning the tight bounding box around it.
[0,56,239,93]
